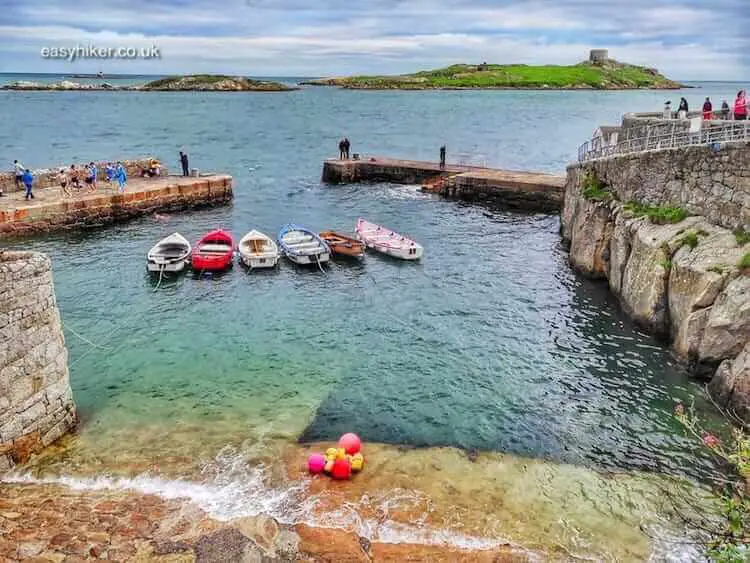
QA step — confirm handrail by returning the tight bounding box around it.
[578,121,750,162]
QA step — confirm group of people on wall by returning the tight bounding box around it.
[6,151,191,201]
[665,90,748,121]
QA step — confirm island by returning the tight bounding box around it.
[300,51,685,90]
[140,74,296,91]
[0,74,296,92]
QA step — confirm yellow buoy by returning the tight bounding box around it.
[351,453,364,472]
[336,448,347,460]
[326,447,338,458]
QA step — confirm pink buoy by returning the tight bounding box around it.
[338,433,361,455]
[307,453,326,474]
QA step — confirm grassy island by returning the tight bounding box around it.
[142,75,296,92]
[301,60,684,90]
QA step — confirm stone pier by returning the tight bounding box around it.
[0,251,76,472]
[0,174,233,238]
[322,157,565,212]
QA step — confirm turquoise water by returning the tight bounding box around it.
[0,79,740,557]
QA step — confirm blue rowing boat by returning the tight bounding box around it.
[277,224,330,266]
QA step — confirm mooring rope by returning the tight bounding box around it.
[63,323,111,350]
[153,264,166,292]
[315,253,326,274]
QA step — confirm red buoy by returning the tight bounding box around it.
[331,458,352,480]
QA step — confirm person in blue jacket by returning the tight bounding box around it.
[22,168,34,200]
[105,162,114,184]
[115,161,127,193]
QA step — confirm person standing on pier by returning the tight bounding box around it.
[105,162,114,185]
[439,145,446,169]
[13,160,25,192]
[86,162,98,193]
[678,97,689,119]
[721,100,731,120]
[343,138,351,159]
[115,161,127,193]
[179,151,190,176]
[734,90,747,120]
[702,97,713,121]
[22,168,34,200]
[338,139,346,160]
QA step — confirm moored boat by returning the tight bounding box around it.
[355,218,423,260]
[191,229,234,271]
[238,230,279,269]
[146,232,191,273]
[319,230,365,258]
[278,225,330,266]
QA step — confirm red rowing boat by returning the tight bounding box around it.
[191,229,234,271]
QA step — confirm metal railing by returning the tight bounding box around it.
[578,121,750,162]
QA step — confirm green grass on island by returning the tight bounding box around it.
[301,60,684,90]
[143,75,296,92]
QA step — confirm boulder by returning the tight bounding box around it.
[567,199,614,278]
[708,342,750,420]
[668,224,744,360]
[619,217,702,334]
[699,275,750,363]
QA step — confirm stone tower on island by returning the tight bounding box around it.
[589,49,609,64]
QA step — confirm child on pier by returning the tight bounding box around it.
[105,162,114,185]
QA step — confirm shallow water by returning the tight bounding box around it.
[0,78,740,558]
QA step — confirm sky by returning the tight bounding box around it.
[0,0,747,80]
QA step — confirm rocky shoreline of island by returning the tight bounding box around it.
[1,75,297,92]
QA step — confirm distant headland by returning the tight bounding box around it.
[0,74,297,92]
[300,50,686,91]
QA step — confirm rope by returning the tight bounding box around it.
[153,264,166,292]
[63,323,111,350]
[315,253,326,274]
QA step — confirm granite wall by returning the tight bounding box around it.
[567,143,750,231]
[0,251,76,472]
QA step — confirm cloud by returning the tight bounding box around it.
[0,0,747,79]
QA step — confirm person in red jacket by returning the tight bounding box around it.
[702,97,713,120]
[735,90,747,120]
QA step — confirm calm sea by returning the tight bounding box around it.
[1,75,744,559]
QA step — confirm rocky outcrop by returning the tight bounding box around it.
[0,251,77,472]
[562,164,750,418]
[141,75,296,92]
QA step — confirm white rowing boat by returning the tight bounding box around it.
[147,232,191,272]
[355,218,423,260]
[238,230,279,269]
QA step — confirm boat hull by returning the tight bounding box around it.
[364,242,423,260]
[286,252,330,265]
[355,218,423,261]
[192,229,234,272]
[320,231,365,258]
[239,253,279,269]
[191,255,233,271]
[147,260,188,273]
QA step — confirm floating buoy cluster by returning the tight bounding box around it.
[308,433,364,481]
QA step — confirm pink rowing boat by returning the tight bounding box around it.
[355,218,423,261]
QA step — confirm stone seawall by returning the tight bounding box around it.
[0,158,165,194]
[0,175,233,237]
[323,157,564,212]
[562,159,750,420]
[0,251,76,472]
[567,143,750,231]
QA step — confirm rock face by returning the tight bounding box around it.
[0,251,77,471]
[562,161,750,418]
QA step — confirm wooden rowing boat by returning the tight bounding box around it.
[319,230,365,258]
[355,218,423,260]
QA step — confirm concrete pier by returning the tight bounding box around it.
[0,174,233,238]
[322,157,565,212]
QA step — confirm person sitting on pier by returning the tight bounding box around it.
[142,159,161,178]
[57,168,71,198]
[22,168,34,200]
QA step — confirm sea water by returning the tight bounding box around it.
[0,77,742,559]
